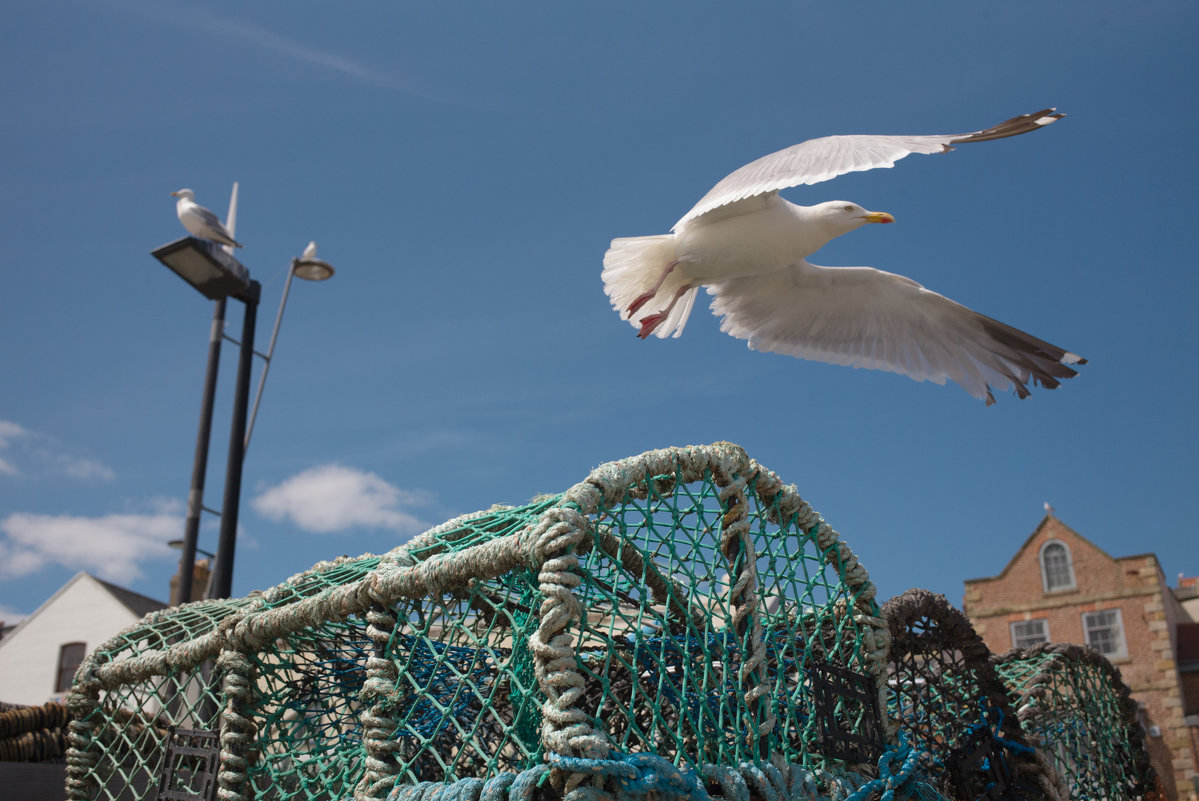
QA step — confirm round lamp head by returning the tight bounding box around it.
[293,258,335,281]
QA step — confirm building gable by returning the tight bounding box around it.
[0,574,164,705]
[966,514,1117,586]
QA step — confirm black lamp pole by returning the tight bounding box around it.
[173,298,226,606]
[155,200,333,604]
[207,281,260,600]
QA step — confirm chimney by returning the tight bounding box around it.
[169,558,212,605]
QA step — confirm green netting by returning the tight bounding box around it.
[79,661,223,801]
[260,558,384,611]
[994,643,1162,801]
[570,462,885,771]
[246,617,371,799]
[64,443,895,801]
[68,598,257,801]
[92,595,260,664]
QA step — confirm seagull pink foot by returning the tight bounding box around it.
[637,313,667,338]
[636,282,693,339]
[626,260,680,317]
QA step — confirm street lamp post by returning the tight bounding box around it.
[207,278,258,600]
[173,298,225,605]
[244,252,335,452]
[152,186,333,602]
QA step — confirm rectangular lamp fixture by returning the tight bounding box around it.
[151,237,252,301]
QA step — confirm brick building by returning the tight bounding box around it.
[963,512,1199,799]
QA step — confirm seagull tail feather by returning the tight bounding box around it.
[602,234,696,337]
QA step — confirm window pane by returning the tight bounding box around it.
[56,642,87,693]
[1011,619,1048,649]
[1084,610,1123,657]
[1042,543,1073,590]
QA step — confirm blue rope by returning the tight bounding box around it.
[547,751,710,801]
[736,762,778,801]
[701,765,749,801]
[987,706,1035,756]
[545,750,929,801]
[387,744,950,801]
[843,738,926,801]
[387,766,548,801]
[479,772,518,801]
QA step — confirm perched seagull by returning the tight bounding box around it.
[171,188,242,248]
[301,240,318,261]
[601,109,1086,405]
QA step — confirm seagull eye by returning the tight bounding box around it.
[843,205,855,212]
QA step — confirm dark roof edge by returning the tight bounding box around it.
[92,576,167,618]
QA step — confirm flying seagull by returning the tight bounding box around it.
[171,188,242,248]
[601,108,1085,405]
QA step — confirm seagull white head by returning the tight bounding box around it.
[170,188,195,200]
[814,200,895,237]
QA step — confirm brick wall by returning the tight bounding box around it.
[964,515,1197,799]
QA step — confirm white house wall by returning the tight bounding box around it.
[0,573,143,705]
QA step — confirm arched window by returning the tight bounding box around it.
[56,641,86,693]
[1039,540,1076,593]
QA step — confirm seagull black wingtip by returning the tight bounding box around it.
[950,108,1066,145]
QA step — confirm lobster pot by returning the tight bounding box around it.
[882,589,1055,801]
[66,599,254,801]
[64,443,895,801]
[995,643,1160,801]
[562,446,892,773]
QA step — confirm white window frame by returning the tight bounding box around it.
[1082,608,1128,660]
[1010,618,1050,649]
[1039,539,1077,593]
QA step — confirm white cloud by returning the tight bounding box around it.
[253,464,430,535]
[0,506,179,584]
[0,420,27,444]
[0,419,116,482]
[0,420,30,476]
[113,2,456,102]
[59,456,118,481]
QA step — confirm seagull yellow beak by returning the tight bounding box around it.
[863,211,895,224]
[170,190,181,197]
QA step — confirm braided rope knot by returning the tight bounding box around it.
[527,505,590,566]
[548,751,709,801]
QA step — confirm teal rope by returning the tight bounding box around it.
[987,706,1035,756]
[387,766,548,801]
[387,743,945,801]
[384,746,943,801]
[701,765,749,801]
[844,739,924,801]
[548,751,913,801]
[547,751,709,801]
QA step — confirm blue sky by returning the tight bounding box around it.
[2,1,1196,623]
